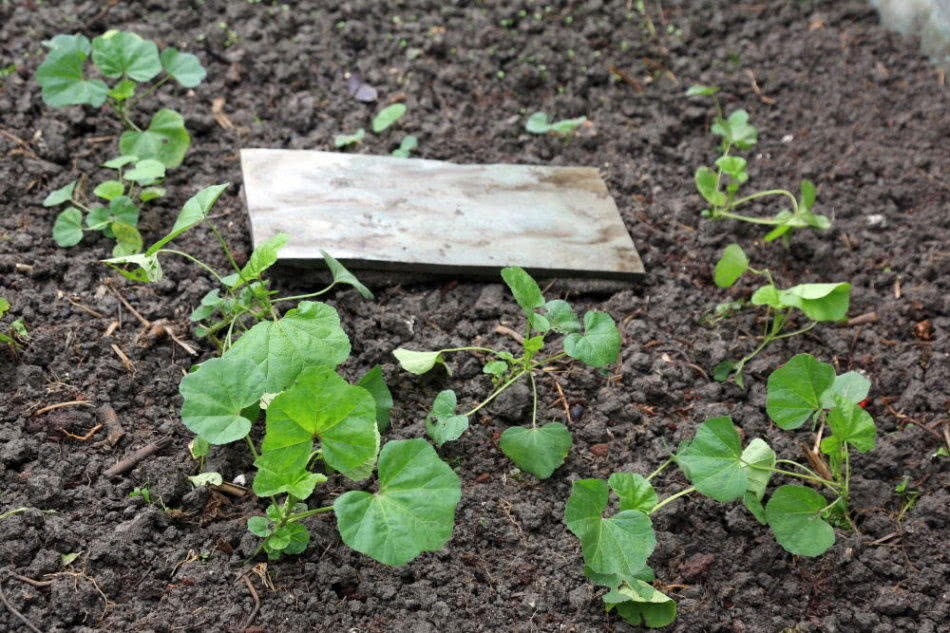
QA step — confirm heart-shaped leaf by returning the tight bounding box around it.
[425,390,469,447]
[765,485,835,557]
[91,31,161,81]
[778,283,851,322]
[261,366,379,481]
[563,311,621,368]
[253,442,327,499]
[675,416,748,502]
[695,166,725,206]
[393,348,443,375]
[766,354,836,429]
[53,208,83,247]
[36,46,108,107]
[820,371,871,409]
[608,473,658,514]
[159,47,206,87]
[713,243,748,288]
[564,479,656,580]
[334,438,462,566]
[500,422,572,479]
[180,355,265,444]
[119,108,191,168]
[544,299,581,334]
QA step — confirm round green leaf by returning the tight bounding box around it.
[766,354,836,429]
[563,311,621,368]
[334,438,462,566]
[247,516,272,537]
[110,222,143,257]
[675,416,748,502]
[53,208,83,247]
[695,166,725,206]
[608,473,658,514]
[227,301,350,394]
[604,580,677,628]
[119,108,191,168]
[500,422,572,479]
[501,266,545,315]
[43,181,77,207]
[712,109,757,149]
[253,443,327,499]
[821,398,876,454]
[35,47,108,107]
[124,159,166,184]
[778,283,851,322]
[159,47,206,87]
[261,366,379,481]
[179,355,265,444]
[525,111,551,133]
[91,31,161,81]
[713,243,748,288]
[393,348,443,375]
[371,103,406,133]
[820,371,871,409]
[93,179,124,200]
[765,485,835,557]
[425,389,469,447]
[544,299,581,334]
[564,479,656,580]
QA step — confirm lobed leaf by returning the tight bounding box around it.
[179,355,266,444]
[563,311,621,368]
[778,283,851,322]
[713,243,748,288]
[820,371,870,409]
[159,47,206,87]
[544,299,581,334]
[253,442,327,499]
[820,397,876,454]
[676,416,748,502]
[766,354,835,430]
[119,108,191,168]
[765,485,835,557]
[499,422,572,479]
[608,473,658,514]
[425,390,469,447]
[334,438,462,566]
[712,109,757,149]
[91,31,161,81]
[36,46,108,107]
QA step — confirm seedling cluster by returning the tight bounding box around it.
[566,354,876,628]
[394,266,620,479]
[335,102,417,158]
[37,31,205,252]
[525,111,587,136]
[688,85,830,242]
[0,298,28,351]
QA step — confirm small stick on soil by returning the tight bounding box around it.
[103,320,120,337]
[103,438,172,478]
[551,378,573,425]
[96,405,125,447]
[14,263,34,273]
[32,400,92,416]
[111,343,136,373]
[8,573,53,588]
[868,532,899,546]
[885,406,943,442]
[60,423,102,441]
[494,324,524,344]
[0,578,44,633]
[745,69,776,105]
[210,482,249,498]
[66,297,106,319]
[607,65,645,92]
[844,312,878,327]
[236,574,260,632]
[104,282,150,328]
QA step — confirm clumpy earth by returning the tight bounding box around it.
[1,1,947,632]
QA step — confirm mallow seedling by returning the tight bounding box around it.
[710,243,851,386]
[394,266,621,479]
[687,85,830,242]
[525,111,587,136]
[0,298,28,352]
[566,358,876,627]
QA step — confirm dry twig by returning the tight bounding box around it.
[32,400,92,416]
[102,438,172,478]
[0,578,44,633]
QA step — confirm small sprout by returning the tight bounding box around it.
[425,390,469,447]
[334,128,365,148]
[371,103,407,133]
[0,298,28,351]
[391,134,418,158]
[187,472,224,488]
[525,111,587,136]
[60,552,81,567]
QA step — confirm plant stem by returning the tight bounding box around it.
[244,436,259,460]
[528,372,539,429]
[650,486,696,514]
[718,210,785,226]
[646,457,674,481]
[751,464,841,490]
[287,505,334,521]
[771,322,816,340]
[536,351,567,366]
[464,370,527,417]
[210,225,245,278]
[69,198,94,213]
[730,188,800,215]
[159,249,226,284]
[127,74,170,109]
[274,283,337,303]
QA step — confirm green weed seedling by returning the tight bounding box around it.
[710,243,851,385]
[0,297,28,351]
[392,135,418,158]
[687,85,830,242]
[37,32,205,251]
[335,104,410,152]
[394,267,620,479]
[105,184,461,563]
[525,111,587,136]
[566,356,875,627]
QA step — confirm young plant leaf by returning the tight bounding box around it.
[564,479,656,580]
[392,135,418,158]
[139,186,166,202]
[544,299,581,334]
[820,371,871,409]
[357,365,393,432]
[91,31,161,81]
[108,79,135,101]
[36,46,108,107]
[159,47,206,87]
[179,355,266,444]
[820,398,876,454]
[713,243,748,288]
[741,438,775,523]
[482,360,508,377]
[393,349,443,375]
[110,222,143,256]
[608,473,658,514]
[124,159,166,184]
[334,128,365,148]
[499,422,572,479]
[87,196,140,234]
[228,233,288,288]
[765,485,835,557]
[261,365,379,481]
[778,283,851,322]
[425,390,469,447]
[119,108,191,168]
[264,522,310,558]
[371,103,407,133]
[695,166,726,206]
[321,250,373,299]
[247,516,272,537]
[93,180,124,200]
[604,580,677,629]
[43,181,77,206]
[563,311,621,368]
[675,416,748,502]
[750,284,782,310]
[44,34,92,55]
[715,156,748,183]
[147,183,229,254]
[686,84,719,97]
[766,354,836,430]
[53,208,83,247]
[712,109,757,149]
[501,266,545,315]
[102,252,163,282]
[253,443,328,499]
[334,438,462,566]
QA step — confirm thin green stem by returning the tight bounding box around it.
[528,372,539,429]
[731,188,800,214]
[750,464,841,490]
[274,283,337,303]
[650,486,696,514]
[127,74,171,109]
[287,506,334,522]
[717,210,785,226]
[536,351,567,366]
[774,459,826,483]
[463,370,527,417]
[772,322,817,340]
[646,457,674,482]
[158,249,226,284]
[209,225,244,276]
[244,436,259,460]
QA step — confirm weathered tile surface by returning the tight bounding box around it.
[241,149,643,280]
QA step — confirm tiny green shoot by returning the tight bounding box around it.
[0,297,28,351]
[525,111,587,136]
[372,103,406,133]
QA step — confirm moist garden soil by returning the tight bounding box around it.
[1,1,947,632]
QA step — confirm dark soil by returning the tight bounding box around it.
[1,1,947,632]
